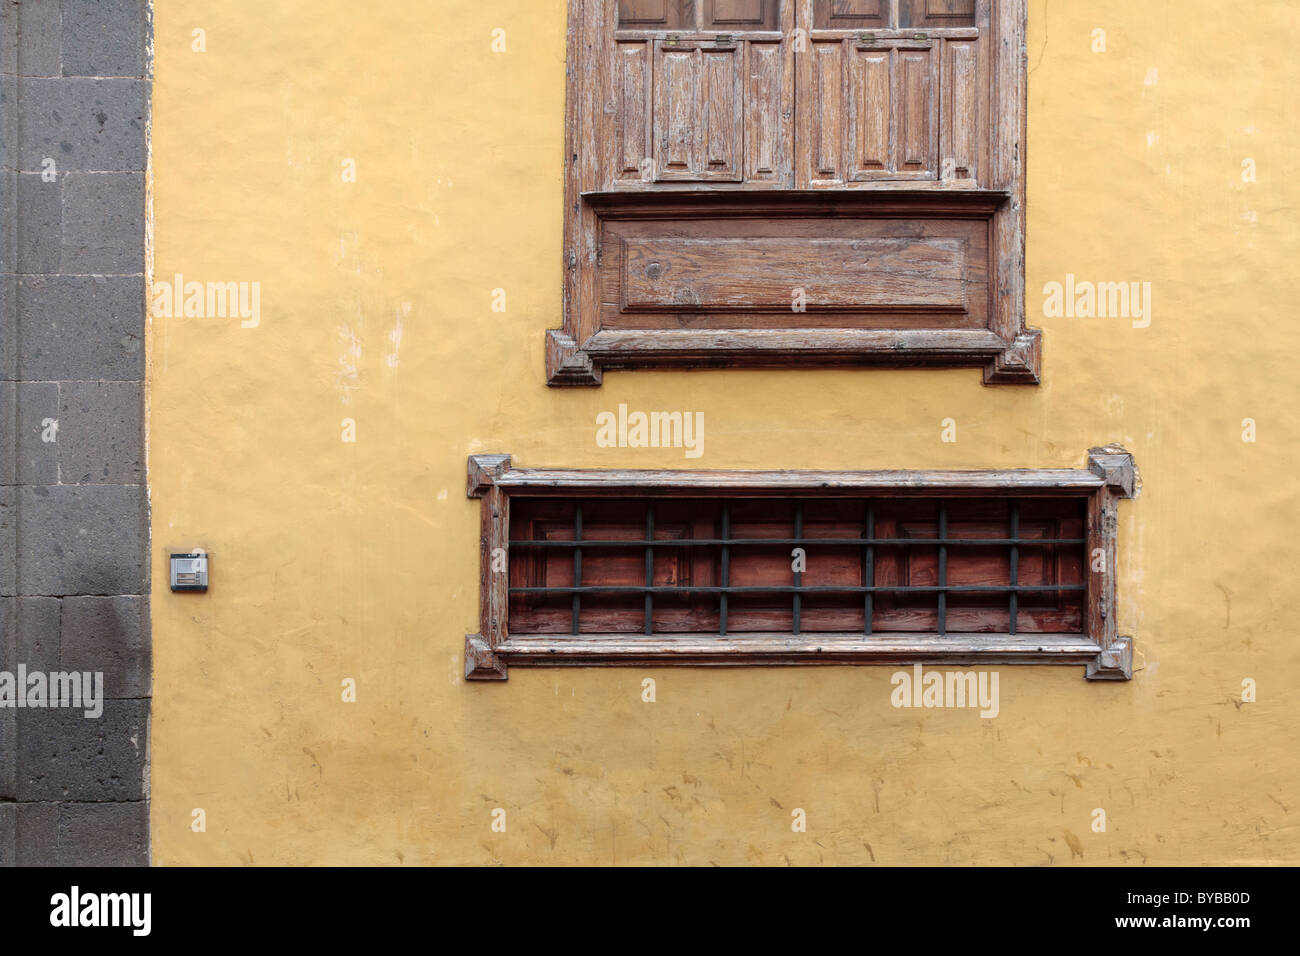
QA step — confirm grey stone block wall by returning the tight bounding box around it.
[0,0,150,867]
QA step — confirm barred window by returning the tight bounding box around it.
[465,450,1136,681]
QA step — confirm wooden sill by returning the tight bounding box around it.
[493,632,1103,667]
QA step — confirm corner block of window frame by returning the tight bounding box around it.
[464,448,1137,681]
[550,0,1037,387]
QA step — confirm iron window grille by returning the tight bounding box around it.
[465,449,1136,681]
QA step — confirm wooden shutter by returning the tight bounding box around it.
[797,0,986,186]
[940,32,982,180]
[847,39,936,180]
[605,0,793,187]
[555,1,1033,387]
[653,39,745,181]
[608,1,987,188]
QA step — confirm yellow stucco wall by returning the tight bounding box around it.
[147,1,1299,865]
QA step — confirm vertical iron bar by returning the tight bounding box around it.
[719,503,730,635]
[1009,500,1020,636]
[864,501,874,635]
[793,501,803,636]
[572,503,583,635]
[937,503,947,636]
[644,503,655,636]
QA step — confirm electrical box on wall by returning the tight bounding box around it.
[170,552,209,591]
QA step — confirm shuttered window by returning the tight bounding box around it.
[605,1,983,187]
[465,451,1137,681]
[551,0,1038,387]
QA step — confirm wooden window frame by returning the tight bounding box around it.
[549,0,1038,387]
[464,449,1136,681]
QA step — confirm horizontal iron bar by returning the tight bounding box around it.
[511,585,1085,595]
[510,537,1084,548]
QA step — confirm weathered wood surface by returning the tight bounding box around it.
[1083,447,1138,679]
[469,456,1107,495]
[580,328,1008,366]
[495,632,1103,666]
[553,0,1034,384]
[619,236,970,312]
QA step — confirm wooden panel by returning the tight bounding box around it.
[653,42,743,181]
[897,47,935,174]
[745,41,788,181]
[614,42,653,182]
[941,38,979,180]
[848,47,890,176]
[702,47,742,175]
[902,0,978,28]
[621,236,968,311]
[654,43,698,176]
[813,0,887,29]
[598,205,991,331]
[843,43,936,180]
[618,0,692,29]
[803,40,845,182]
[704,0,779,30]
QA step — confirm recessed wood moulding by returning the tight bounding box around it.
[464,449,1137,681]
[551,0,1035,386]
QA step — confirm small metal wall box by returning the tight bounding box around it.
[170,552,209,591]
